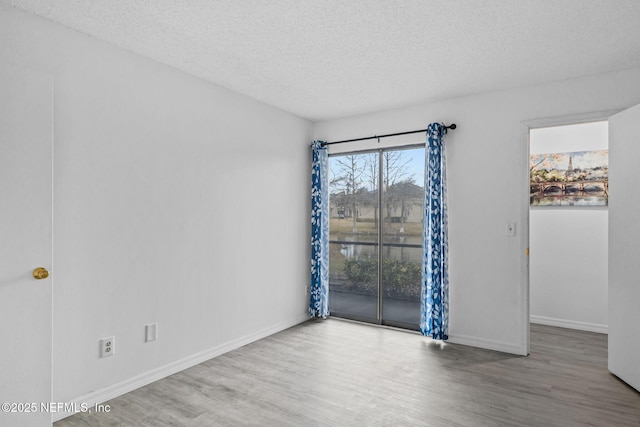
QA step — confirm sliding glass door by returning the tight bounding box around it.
[329,152,379,320]
[328,146,424,329]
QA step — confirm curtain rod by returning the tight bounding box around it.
[322,124,456,146]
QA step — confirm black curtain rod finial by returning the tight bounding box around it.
[323,122,457,146]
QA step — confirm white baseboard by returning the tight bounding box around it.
[530,315,608,334]
[52,314,310,423]
[448,334,526,356]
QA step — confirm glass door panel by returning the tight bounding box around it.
[329,147,424,329]
[380,246,422,327]
[329,152,379,321]
[381,147,424,329]
[328,242,378,321]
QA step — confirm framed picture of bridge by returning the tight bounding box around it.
[530,149,608,206]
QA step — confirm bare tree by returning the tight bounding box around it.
[395,178,420,231]
[331,155,366,233]
[364,153,379,229]
[330,150,419,236]
[382,151,412,230]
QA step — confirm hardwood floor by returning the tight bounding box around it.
[55,320,640,426]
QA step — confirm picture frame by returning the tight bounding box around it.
[530,150,608,206]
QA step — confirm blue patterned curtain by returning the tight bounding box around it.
[420,123,449,340]
[310,140,329,318]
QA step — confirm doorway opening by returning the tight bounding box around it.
[328,145,425,330]
[528,121,609,334]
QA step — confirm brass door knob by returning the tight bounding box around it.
[33,267,49,280]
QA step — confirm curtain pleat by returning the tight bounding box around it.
[420,123,449,340]
[310,140,329,318]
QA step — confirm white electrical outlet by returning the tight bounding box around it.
[100,336,114,358]
[145,323,158,342]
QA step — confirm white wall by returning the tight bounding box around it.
[529,123,608,333]
[315,68,640,355]
[0,4,313,419]
[4,2,640,416]
[609,103,640,392]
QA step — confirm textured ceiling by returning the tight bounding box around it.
[5,0,640,120]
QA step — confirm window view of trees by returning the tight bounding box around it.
[328,147,425,327]
[330,154,370,234]
[329,151,423,239]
